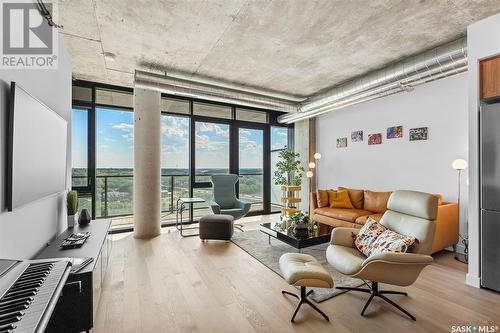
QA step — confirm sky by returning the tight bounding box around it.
[72,108,285,170]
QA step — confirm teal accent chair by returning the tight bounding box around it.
[210,174,251,220]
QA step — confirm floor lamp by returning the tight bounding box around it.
[452,158,468,264]
[313,152,321,190]
[306,170,313,215]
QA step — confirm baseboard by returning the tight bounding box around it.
[466,273,481,288]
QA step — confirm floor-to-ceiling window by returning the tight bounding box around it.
[72,81,291,231]
[270,126,290,212]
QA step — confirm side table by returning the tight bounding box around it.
[176,197,205,237]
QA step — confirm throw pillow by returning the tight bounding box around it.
[316,189,329,208]
[338,187,364,209]
[363,190,392,213]
[328,190,354,209]
[369,230,417,256]
[354,217,387,256]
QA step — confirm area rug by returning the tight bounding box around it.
[231,230,364,303]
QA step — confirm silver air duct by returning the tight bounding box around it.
[134,70,302,112]
[278,37,467,124]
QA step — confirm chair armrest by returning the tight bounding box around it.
[362,252,433,267]
[330,227,359,248]
[210,201,221,214]
[236,200,251,215]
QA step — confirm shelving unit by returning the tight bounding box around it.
[281,185,301,217]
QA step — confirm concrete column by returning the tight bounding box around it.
[294,119,315,212]
[133,88,161,239]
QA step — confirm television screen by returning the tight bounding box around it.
[7,82,68,211]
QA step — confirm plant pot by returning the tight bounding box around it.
[67,214,77,228]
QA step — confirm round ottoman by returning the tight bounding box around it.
[279,253,333,322]
[199,214,234,241]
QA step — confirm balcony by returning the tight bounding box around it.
[72,174,267,230]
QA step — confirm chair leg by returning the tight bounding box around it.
[281,287,330,322]
[336,286,371,293]
[282,290,299,299]
[342,281,416,321]
[360,293,375,316]
[380,290,408,296]
[378,293,416,321]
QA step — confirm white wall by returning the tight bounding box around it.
[0,35,72,258]
[317,73,468,245]
[466,12,500,288]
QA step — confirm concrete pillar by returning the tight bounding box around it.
[294,119,315,212]
[133,88,161,238]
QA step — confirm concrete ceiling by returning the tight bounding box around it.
[57,0,500,97]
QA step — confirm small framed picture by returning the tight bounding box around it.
[336,137,347,148]
[387,126,403,139]
[368,133,382,145]
[409,127,428,141]
[351,130,363,142]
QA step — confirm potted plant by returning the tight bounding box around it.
[67,190,79,228]
[289,211,310,230]
[273,148,304,216]
[273,147,304,187]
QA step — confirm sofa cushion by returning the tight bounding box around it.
[326,245,366,275]
[314,207,372,222]
[328,190,354,209]
[354,217,387,256]
[316,189,329,208]
[368,229,417,256]
[355,213,384,225]
[363,190,392,213]
[338,187,364,210]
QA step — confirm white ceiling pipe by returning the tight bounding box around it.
[278,37,467,124]
[134,76,298,112]
[134,70,299,112]
[279,63,467,123]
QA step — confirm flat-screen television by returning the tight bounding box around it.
[7,82,67,211]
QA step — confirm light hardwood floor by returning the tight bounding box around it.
[93,214,500,333]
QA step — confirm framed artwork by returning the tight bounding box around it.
[351,130,363,142]
[409,127,428,141]
[368,133,382,145]
[387,126,403,139]
[336,137,347,148]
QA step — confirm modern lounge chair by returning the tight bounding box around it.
[326,190,438,321]
[210,174,251,229]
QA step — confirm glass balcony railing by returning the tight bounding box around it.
[72,174,266,230]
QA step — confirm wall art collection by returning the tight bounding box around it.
[336,125,428,148]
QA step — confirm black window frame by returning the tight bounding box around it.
[71,79,293,230]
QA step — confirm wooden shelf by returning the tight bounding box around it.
[281,208,300,216]
[281,185,301,191]
[281,197,302,203]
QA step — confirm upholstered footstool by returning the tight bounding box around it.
[279,253,333,322]
[199,214,234,241]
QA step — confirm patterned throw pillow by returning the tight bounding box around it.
[369,230,416,256]
[354,217,387,256]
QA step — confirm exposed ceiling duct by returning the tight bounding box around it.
[278,37,467,124]
[134,70,302,112]
[134,37,467,122]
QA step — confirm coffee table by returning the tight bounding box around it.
[260,221,331,250]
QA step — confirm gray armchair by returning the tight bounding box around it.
[327,190,438,321]
[210,174,251,220]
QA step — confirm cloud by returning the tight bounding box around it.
[197,122,229,137]
[112,123,133,130]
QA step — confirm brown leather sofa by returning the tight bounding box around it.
[310,187,459,254]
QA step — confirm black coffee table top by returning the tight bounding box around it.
[260,221,331,249]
